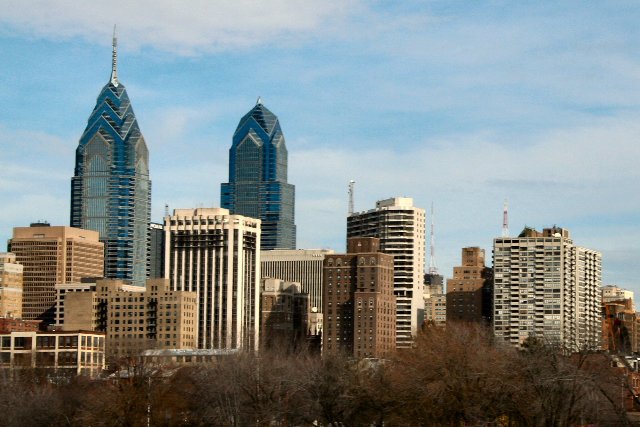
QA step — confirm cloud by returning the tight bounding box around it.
[0,0,360,54]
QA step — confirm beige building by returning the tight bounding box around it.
[8,223,104,324]
[446,247,493,324]
[0,253,23,318]
[57,279,197,358]
[323,237,396,358]
[165,208,261,351]
[347,197,425,348]
[261,249,334,313]
[0,330,105,377]
[493,226,602,350]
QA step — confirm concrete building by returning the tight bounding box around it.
[57,278,197,358]
[424,294,447,326]
[347,197,425,348]
[165,208,261,351]
[261,249,334,313]
[260,278,309,350]
[493,226,602,351]
[446,247,493,324]
[8,223,104,325]
[603,285,635,310]
[323,237,396,358]
[0,253,23,318]
[0,330,106,377]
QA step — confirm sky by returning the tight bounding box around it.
[1,1,639,293]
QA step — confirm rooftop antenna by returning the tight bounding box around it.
[110,25,119,87]
[164,203,169,218]
[428,202,439,275]
[502,199,509,237]
[348,180,355,216]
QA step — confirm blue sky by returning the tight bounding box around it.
[1,1,639,292]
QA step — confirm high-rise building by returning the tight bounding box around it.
[322,237,396,358]
[0,253,23,318]
[8,224,104,325]
[57,278,197,358]
[221,99,295,250]
[70,30,151,286]
[493,226,602,350]
[446,247,493,324]
[261,249,334,312]
[149,223,164,278]
[260,278,309,350]
[347,197,425,348]
[164,208,261,350]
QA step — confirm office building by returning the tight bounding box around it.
[261,278,309,350]
[261,249,334,312]
[0,253,23,318]
[323,237,396,358]
[165,208,261,351]
[493,226,601,350]
[8,224,104,325]
[70,31,151,286]
[446,247,493,324]
[149,223,164,278]
[347,197,425,348]
[57,278,197,358]
[221,99,296,250]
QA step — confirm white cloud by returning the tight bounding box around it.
[0,0,360,54]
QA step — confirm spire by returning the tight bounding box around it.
[110,25,119,87]
[502,199,509,237]
[256,96,262,105]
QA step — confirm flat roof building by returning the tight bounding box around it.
[0,253,23,319]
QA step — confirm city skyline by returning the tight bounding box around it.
[1,2,639,292]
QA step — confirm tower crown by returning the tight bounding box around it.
[110,25,119,87]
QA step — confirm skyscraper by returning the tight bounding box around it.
[493,226,601,350]
[446,247,493,324]
[70,30,151,286]
[347,197,425,348]
[164,208,261,350]
[221,99,296,250]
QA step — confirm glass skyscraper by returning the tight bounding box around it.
[70,31,151,286]
[221,99,296,250]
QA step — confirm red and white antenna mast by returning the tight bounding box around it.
[428,202,438,275]
[502,199,509,237]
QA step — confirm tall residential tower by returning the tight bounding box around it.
[221,99,296,250]
[70,30,151,286]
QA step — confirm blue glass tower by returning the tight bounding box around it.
[70,30,150,286]
[221,99,296,249]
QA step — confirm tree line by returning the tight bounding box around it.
[0,323,632,426]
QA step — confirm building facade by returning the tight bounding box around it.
[70,32,150,286]
[323,237,396,358]
[221,100,296,250]
[493,226,602,351]
[149,223,165,278]
[8,224,104,325]
[347,197,425,348]
[261,249,334,312]
[57,278,197,358]
[446,247,493,324]
[260,278,309,350]
[0,331,105,377]
[164,208,261,351]
[0,253,23,319]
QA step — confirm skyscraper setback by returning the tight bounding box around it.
[221,99,296,250]
[70,30,151,286]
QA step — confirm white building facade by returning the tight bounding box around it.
[347,197,425,348]
[164,208,261,351]
[493,226,602,351]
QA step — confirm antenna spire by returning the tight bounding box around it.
[348,180,355,216]
[428,202,439,275]
[110,25,119,87]
[502,199,509,237]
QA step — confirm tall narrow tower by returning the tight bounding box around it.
[221,99,296,250]
[428,203,438,275]
[70,29,151,286]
